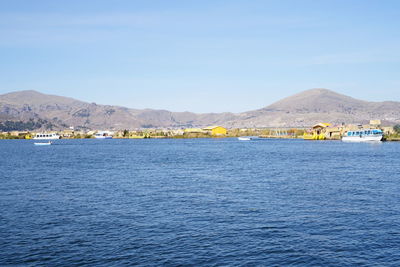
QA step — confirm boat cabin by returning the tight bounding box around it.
[346,129,383,137]
[34,133,60,138]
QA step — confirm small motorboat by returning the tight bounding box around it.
[238,136,261,141]
[34,141,52,146]
[94,131,113,139]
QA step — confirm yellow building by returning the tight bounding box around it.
[303,123,331,140]
[203,126,227,136]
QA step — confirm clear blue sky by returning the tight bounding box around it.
[1,0,400,113]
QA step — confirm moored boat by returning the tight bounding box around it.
[94,131,113,139]
[238,136,259,141]
[342,129,383,142]
[303,133,325,140]
[33,133,60,140]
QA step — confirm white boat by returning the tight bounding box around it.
[342,129,383,142]
[94,131,113,139]
[34,141,52,146]
[33,133,60,140]
[238,136,259,141]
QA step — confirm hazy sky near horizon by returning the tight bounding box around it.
[1,0,400,113]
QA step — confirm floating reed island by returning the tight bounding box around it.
[1,121,400,141]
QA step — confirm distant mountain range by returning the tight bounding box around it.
[1,88,399,131]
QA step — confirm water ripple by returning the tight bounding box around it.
[1,139,400,266]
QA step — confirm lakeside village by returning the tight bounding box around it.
[1,120,400,141]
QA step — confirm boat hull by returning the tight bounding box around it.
[342,135,383,142]
[33,135,60,140]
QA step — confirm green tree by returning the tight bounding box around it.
[394,125,400,134]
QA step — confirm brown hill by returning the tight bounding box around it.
[0,90,236,130]
[0,88,399,130]
[232,88,400,127]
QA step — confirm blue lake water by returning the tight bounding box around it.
[1,138,400,266]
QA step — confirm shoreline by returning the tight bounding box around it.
[1,135,400,141]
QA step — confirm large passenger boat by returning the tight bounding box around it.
[33,133,60,140]
[342,129,383,142]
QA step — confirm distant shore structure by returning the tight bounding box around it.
[1,120,400,141]
[202,126,227,136]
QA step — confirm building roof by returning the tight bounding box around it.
[203,126,226,130]
[312,123,331,129]
[184,128,204,132]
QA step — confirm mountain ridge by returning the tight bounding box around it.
[1,88,399,130]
